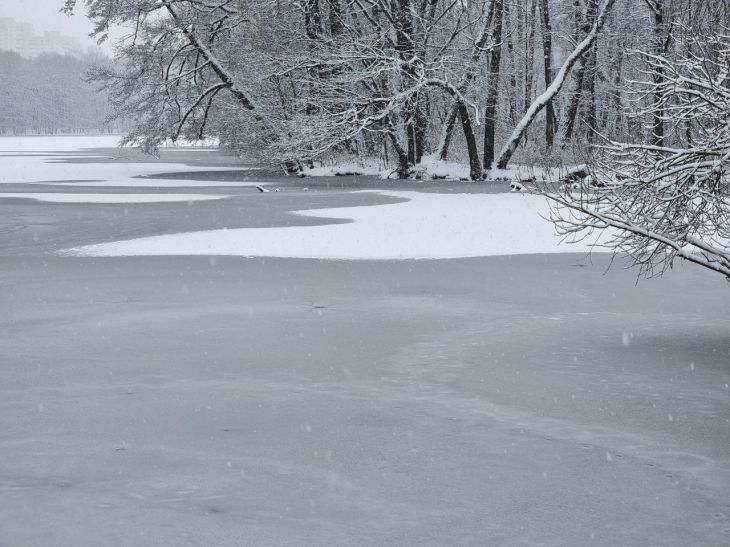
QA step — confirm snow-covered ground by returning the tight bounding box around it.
[301,158,385,177]
[300,154,576,183]
[67,191,608,259]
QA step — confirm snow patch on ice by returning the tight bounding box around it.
[0,193,231,204]
[0,135,220,152]
[0,156,237,185]
[0,135,123,152]
[66,190,610,259]
[36,179,264,188]
[0,135,250,187]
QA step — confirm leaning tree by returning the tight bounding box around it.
[63,0,264,152]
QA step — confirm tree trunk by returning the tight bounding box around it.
[523,0,538,114]
[414,97,427,163]
[584,48,598,142]
[395,0,421,166]
[459,102,482,181]
[327,0,343,36]
[505,0,518,124]
[561,0,597,145]
[305,0,323,39]
[434,0,497,160]
[483,0,505,171]
[650,0,671,147]
[388,124,411,179]
[561,65,585,143]
[438,106,459,161]
[539,0,556,148]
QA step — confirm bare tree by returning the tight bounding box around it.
[544,27,730,280]
[435,0,497,173]
[561,0,598,145]
[482,0,504,170]
[495,0,616,169]
[539,0,557,148]
[268,0,491,179]
[64,0,262,151]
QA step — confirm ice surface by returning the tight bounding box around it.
[0,136,728,546]
[0,255,728,547]
[66,191,611,259]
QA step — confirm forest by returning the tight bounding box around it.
[0,50,118,135]
[64,1,726,173]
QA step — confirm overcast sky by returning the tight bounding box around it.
[0,0,110,51]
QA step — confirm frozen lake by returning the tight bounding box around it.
[0,136,728,546]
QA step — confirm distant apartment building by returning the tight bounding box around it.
[0,18,82,58]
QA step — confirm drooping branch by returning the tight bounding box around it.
[162,0,257,112]
[539,28,730,282]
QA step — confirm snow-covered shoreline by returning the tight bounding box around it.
[299,155,581,185]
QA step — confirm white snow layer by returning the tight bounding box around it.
[0,135,219,152]
[0,134,123,152]
[38,179,262,188]
[0,155,235,185]
[67,191,608,259]
[0,193,231,204]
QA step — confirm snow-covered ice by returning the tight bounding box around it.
[38,179,264,188]
[0,155,235,185]
[0,193,232,204]
[0,134,123,152]
[0,135,219,152]
[0,135,251,188]
[66,191,609,259]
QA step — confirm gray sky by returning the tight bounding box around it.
[0,0,110,51]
